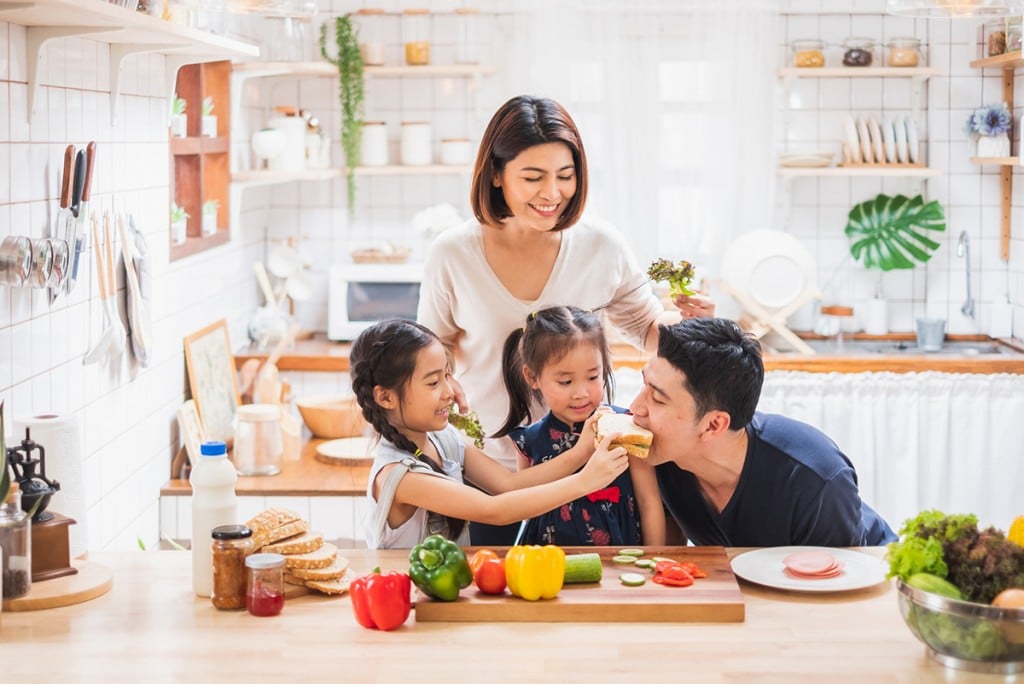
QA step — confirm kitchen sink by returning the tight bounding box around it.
[771,338,1022,356]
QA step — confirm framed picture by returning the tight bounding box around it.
[183,319,240,444]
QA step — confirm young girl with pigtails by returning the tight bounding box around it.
[351,318,630,550]
[494,306,665,547]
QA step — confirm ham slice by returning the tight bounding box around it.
[782,550,844,579]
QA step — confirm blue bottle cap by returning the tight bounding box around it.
[200,440,227,456]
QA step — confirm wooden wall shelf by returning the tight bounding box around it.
[968,60,1016,261]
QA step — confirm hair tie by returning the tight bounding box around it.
[414,447,423,458]
[531,311,537,319]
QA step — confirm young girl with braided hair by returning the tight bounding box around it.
[495,306,665,547]
[352,318,629,549]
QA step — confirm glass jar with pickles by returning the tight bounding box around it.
[792,39,826,68]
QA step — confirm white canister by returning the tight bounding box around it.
[440,138,472,166]
[266,115,307,173]
[863,298,888,335]
[401,121,432,166]
[361,121,389,166]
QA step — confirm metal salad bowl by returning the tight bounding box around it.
[897,579,1024,674]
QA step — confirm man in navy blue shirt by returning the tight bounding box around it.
[629,318,896,547]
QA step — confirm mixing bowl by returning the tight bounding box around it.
[295,395,367,439]
[897,579,1024,674]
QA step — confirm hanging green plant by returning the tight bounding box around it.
[320,15,365,220]
[844,193,946,271]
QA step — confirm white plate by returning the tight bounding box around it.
[720,230,817,311]
[905,116,920,163]
[779,153,834,168]
[857,117,873,163]
[868,116,885,165]
[730,546,889,593]
[316,436,376,463]
[894,117,908,163]
[843,116,861,163]
[882,117,897,163]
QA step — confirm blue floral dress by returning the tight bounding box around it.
[510,408,641,546]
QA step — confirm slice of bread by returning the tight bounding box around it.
[283,542,338,570]
[261,530,324,555]
[253,519,309,551]
[305,567,357,596]
[595,412,652,459]
[285,554,351,581]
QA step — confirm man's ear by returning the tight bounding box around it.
[699,410,732,441]
[374,385,397,410]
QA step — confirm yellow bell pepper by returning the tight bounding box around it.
[504,544,565,601]
[1009,515,1024,547]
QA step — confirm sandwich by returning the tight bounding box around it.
[594,413,652,459]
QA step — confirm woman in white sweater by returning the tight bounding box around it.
[417,95,713,545]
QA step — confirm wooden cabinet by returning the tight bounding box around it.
[171,61,231,260]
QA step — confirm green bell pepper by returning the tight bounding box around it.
[408,534,473,601]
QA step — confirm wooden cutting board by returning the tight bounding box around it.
[2,560,112,612]
[414,546,744,623]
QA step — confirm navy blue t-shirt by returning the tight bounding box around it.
[656,412,896,547]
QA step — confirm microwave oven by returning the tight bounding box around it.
[327,262,424,341]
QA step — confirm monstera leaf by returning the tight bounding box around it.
[845,194,946,271]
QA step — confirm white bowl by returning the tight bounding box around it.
[251,128,286,161]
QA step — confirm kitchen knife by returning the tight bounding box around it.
[66,141,96,295]
[50,145,74,302]
[70,149,85,219]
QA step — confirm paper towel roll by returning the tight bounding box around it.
[12,413,87,559]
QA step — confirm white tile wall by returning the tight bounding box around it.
[3,1,1023,554]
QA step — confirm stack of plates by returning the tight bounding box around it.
[843,114,920,164]
[780,152,834,168]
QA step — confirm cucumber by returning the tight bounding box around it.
[905,572,963,600]
[619,572,646,586]
[612,555,638,565]
[633,558,656,570]
[563,553,603,584]
[618,548,645,557]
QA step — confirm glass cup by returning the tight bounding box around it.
[915,317,946,352]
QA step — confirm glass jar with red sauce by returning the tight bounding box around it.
[246,553,285,617]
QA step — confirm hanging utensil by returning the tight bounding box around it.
[83,213,110,366]
[65,141,96,296]
[118,212,152,367]
[50,144,74,302]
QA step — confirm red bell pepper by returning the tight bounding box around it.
[350,567,412,631]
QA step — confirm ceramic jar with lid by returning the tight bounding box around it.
[356,7,386,66]
[454,7,479,64]
[886,37,921,67]
[361,121,389,166]
[403,8,430,65]
[842,37,874,66]
[401,122,432,165]
[792,39,825,68]
[233,404,283,476]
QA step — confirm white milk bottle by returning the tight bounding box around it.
[190,440,238,597]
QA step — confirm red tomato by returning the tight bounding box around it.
[473,557,507,595]
[470,549,499,575]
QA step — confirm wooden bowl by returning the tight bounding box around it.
[294,395,367,439]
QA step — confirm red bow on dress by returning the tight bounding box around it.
[586,486,620,504]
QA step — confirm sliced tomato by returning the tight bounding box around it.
[653,564,694,587]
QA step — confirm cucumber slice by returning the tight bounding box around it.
[619,572,647,586]
[650,556,673,563]
[633,558,656,569]
[618,548,645,557]
[612,555,638,565]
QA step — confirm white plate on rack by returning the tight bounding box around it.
[843,116,861,163]
[730,547,889,593]
[868,117,885,164]
[882,117,897,163]
[720,230,817,311]
[905,116,920,163]
[857,117,873,163]
[894,117,908,163]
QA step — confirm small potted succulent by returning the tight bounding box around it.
[170,94,187,138]
[201,96,217,138]
[201,199,219,237]
[965,102,1012,157]
[170,203,190,244]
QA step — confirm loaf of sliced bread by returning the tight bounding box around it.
[285,555,350,582]
[261,530,324,555]
[304,567,357,596]
[254,519,309,551]
[247,508,303,549]
[283,542,338,570]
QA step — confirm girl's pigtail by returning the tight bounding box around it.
[493,325,531,437]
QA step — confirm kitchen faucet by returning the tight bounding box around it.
[957,231,975,320]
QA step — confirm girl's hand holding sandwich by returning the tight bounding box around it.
[577,433,630,492]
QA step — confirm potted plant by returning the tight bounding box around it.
[201,96,217,138]
[201,199,219,237]
[965,102,1012,157]
[844,193,946,334]
[170,203,190,244]
[170,94,187,138]
[320,14,365,219]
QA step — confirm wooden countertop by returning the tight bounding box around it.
[237,333,1024,374]
[0,548,973,681]
[161,437,369,497]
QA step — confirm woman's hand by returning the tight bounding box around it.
[672,292,715,319]
[564,407,612,468]
[577,434,629,491]
[448,375,470,414]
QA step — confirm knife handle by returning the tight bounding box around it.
[60,144,74,210]
[82,141,97,202]
[71,150,86,218]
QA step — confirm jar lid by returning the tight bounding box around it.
[212,524,253,540]
[200,440,227,456]
[401,121,430,126]
[842,36,874,47]
[454,7,479,14]
[792,39,825,49]
[357,8,386,15]
[236,404,281,422]
[403,7,430,14]
[887,36,921,46]
[821,305,854,317]
[441,137,471,143]
[246,552,286,569]
[363,121,386,126]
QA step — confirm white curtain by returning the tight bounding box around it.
[504,0,780,274]
[759,372,1024,533]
